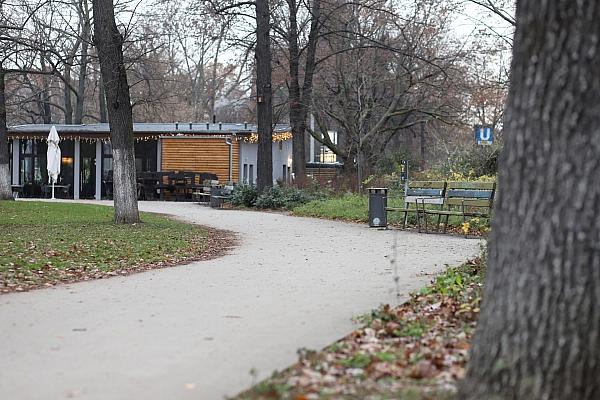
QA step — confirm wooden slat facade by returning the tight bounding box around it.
[161,137,239,182]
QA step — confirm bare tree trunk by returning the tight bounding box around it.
[287,0,304,181]
[63,36,82,125]
[92,0,139,224]
[208,22,226,117]
[255,0,273,192]
[64,65,74,124]
[98,74,107,123]
[0,67,13,200]
[74,34,89,122]
[74,40,88,124]
[460,1,600,399]
[40,56,52,124]
[288,0,320,182]
[75,0,91,124]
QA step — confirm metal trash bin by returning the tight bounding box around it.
[368,188,388,228]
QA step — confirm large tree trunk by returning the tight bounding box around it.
[40,56,52,124]
[92,0,140,224]
[74,39,88,124]
[74,32,89,123]
[0,67,13,200]
[208,23,226,118]
[288,0,320,182]
[287,0,304,181]
[460,1,600,399]
[63,37,82,124]
[98,74,108,123]
[255,0,273,192]
[64,65,74,124]
[74,0,91,124]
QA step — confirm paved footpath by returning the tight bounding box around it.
[0,201,480,400]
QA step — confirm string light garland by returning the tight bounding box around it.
[6,135,154,142]
[8,131,290,143]
[244,131,293,143]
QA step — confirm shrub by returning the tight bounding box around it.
[255,185,325,210]
[445,145,501,178]
[230,184,258,207]
[411,169,496,183]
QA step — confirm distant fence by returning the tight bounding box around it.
[306,162,343,184]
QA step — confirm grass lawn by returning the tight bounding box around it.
[0,201,211,292]
[292,193,490,234]
[292,193,373,223]
[234,257,486,400]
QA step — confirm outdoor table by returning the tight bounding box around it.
[42,184,70,199]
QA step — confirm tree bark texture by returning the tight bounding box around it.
[255,0,273,192]
[93,0,140,223]
[74,31,89,124]
[287,0,303,179]
[64,64,74,124]
[288,0,320,181]
[461,2,600,399]
[98,75,108,123]
[75,0,91,124]
[0,67,13,200]
[40,56,52,124]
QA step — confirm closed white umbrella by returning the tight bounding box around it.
[46,125,61,200]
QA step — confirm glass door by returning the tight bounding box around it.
[80,142,96,199]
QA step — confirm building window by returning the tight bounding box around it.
[243,163,248,184]
[60,140,75,198]
[249,164,254,184]
[135,141,158,173]
[320,131,338,163]
[100,142,113,199]
[282,165,287,182]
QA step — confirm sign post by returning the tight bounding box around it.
[400,159,409,197]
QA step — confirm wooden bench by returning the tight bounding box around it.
[385,181,446,228]
[420,181,496,233]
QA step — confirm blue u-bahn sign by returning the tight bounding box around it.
[475,125,493,145]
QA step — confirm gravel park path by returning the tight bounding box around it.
[0,201,481,400]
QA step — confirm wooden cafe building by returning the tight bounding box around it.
[6,123,293,199]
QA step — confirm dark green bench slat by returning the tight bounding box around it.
[386,207,413,212]
[422,181,495,234]
[425,210,464,216]
[407,188,444,197]
[445,198,493,207]
[447,189,494,199]
[446,181,495,190]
